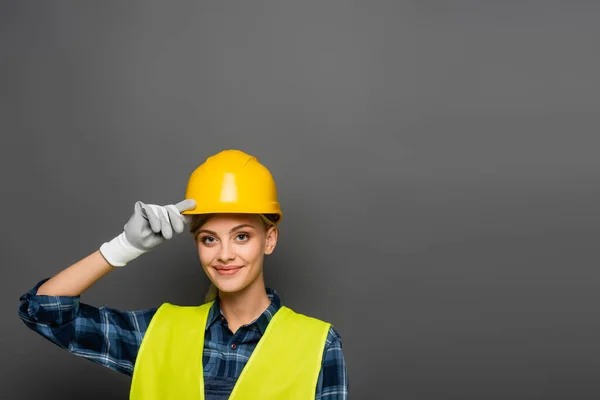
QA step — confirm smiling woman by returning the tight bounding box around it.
[191,213,279,302]
[18,149,348,400]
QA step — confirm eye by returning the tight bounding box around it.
[235,233,250,241]
[200,236,216,244]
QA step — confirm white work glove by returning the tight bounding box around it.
[99,199,196,267]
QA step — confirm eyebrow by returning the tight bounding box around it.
[197,224,256,236]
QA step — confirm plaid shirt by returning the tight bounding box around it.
[18,278,348,399]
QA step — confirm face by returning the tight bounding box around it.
[194,213,278,294]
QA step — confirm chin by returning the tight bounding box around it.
[211,275,250,294]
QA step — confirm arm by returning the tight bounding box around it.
[36,198,195,296]
[18,277,156,375]
[18,199,196,373]
[316,327,349,400]
[36,250,115,296]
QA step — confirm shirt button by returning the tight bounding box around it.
[231,343,237,350]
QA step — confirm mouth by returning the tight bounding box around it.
[213,265,244,276]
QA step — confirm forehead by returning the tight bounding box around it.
[201,213,261,229]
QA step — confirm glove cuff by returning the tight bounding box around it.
[99,232,147,267]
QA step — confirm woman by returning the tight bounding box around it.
[18,149,348,399]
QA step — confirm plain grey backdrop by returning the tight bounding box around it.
[2,1,600,399]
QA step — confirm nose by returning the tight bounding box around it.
[217,241,235,262]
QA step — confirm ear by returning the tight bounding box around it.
[264,226,278,255]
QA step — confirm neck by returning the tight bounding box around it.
[218,275,271,333]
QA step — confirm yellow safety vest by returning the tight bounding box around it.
[130,302,331,399]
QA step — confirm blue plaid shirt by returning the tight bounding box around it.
[18,278,348,399]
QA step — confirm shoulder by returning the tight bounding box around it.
[155,301,213,311]
[280,307,342,344]
[280,306,332,325]
[149,302,213,324]
[326,326,343,346]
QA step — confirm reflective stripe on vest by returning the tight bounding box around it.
[130,302,331,400]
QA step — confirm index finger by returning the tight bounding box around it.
[174,199,196,213]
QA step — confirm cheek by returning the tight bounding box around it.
[196,244,215,265]
[237,241,265,262]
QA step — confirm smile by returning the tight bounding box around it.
[214,266,243,276]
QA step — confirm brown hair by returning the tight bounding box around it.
[189,213,280,302]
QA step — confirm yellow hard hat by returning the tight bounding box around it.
[181,149,282,223]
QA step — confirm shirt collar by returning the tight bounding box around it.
[205,288,281,335]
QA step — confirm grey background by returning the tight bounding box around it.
[2,1,600,399]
